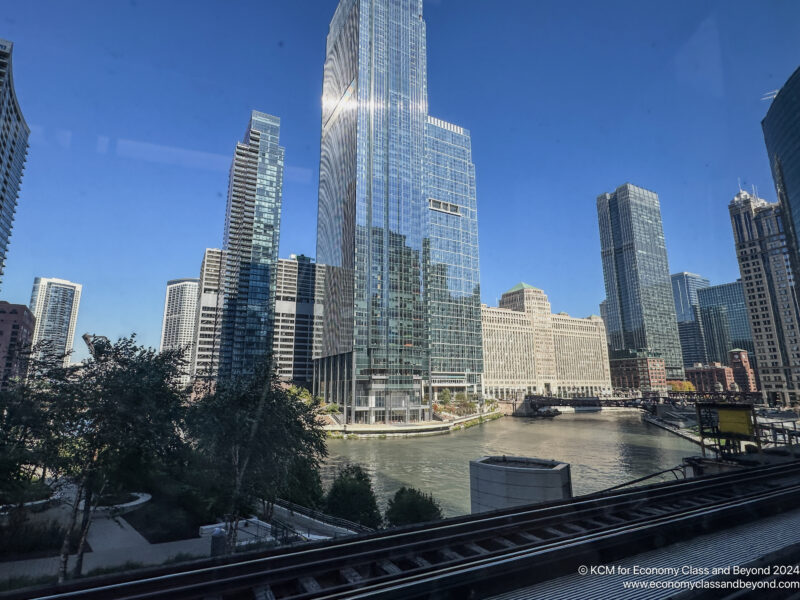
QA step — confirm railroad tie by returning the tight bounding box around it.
[409,555,431,568]
[517,531,545,543]
[378,560,403,575]
[253,585,277,600]
[439,548,463,561]
[340,567,362,584]
[465,542,490,555]
[299,577,322,593]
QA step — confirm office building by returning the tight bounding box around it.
[685,362,736,393]
[160,278,199,386]
[0,39,30,288]
[29,277,81,366]
[0,301,34,388]
[671,272,709,368]
[729,190,800,405]
[762,66,800,289]
[482,284,611,400]
[219,111,284,377]
[314,0,483,423]
[191,249,224,384]
[609,350,668,395]
[696,280,753,365]
[424,116,483,402]
[273,255,325,386]
[598,183,684,379]
[729,349,757,393]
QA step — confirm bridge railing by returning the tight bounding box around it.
[273,498,375,534]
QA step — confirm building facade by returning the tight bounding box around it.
[729,190,800,405]
[728,349,757,393]
[598,183,684,379]
[685,362,736,393]
[762,66,800,294]
[0,39,30,289]
[314,0,483,424]
[696,280,753,365]
[191,249,224,384]
[160,278,199,386]
[273,255,325,387]
[482,283,611,400]
[609,350,668,395]
[671,272,709,368]
[29,277,81,366]
[219,111,284,377]
[0,301,34,388]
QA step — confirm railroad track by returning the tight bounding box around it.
[15,461,800,600]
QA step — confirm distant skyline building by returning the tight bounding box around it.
[30,277,81,366]
[729,190,800,405]
[274,255,325,386]
[671,272,710,369]
[482,283,611,400]
[0,39,30,289]
[729,349,757,393]
[314,0,483,423]
[762,66,800,293]
[608,349,667,395]
[696,280,753,365]
[0,301,34,388]
[219,111,284,377]
[160,278,199,386]
[597,183,684,379]
[191,249,224,384]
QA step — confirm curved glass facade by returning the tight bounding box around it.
[763,66,800,287]
[315,0,482,423]
[0,39,30,289]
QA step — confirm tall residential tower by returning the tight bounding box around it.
[671,272,710,368]
[30,277,82,366]
[0,39,30,287]
[219,112,284,377]
[191,249,224,384]
[314,0,483,423]
[598,183,684,379]
[160,278,199,386]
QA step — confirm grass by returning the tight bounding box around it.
[124,497,204,544]
[96,492,137,507]
[0,479,52,505]
[0,520,82,562]
[86,561,146,577]
[0,574,58,593]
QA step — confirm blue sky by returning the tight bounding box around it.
[3,0,800,360]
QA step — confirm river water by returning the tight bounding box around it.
[324,410,699,517]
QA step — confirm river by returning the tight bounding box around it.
[324,410,699,517]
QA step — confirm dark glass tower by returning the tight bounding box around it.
[598,183,684,379]
[697,280,753,365]
[671,272,709,368]
[314,0,482,423]
[219,112,284,377]
[0,39,30,289]
[763,66,800,288]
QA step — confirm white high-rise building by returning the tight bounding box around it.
[30,277,82,367]
[482,283,611,400]
[160,278,199,386]
[191,249,224,384]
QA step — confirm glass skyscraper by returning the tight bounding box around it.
[671,272,710,368]
[0,39,30,289]
[219,111,284,377]
[697,280,753,365]
[763,66,800,289]
[598,183,684,379]
[314,0,482,423]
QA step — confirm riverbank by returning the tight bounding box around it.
[325,411,503,438]
[642,412,706,447]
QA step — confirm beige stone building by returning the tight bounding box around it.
[482,283,611,400]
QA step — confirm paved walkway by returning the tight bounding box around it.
[0,516,208,581]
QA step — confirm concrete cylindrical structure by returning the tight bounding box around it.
[469,456,572,514]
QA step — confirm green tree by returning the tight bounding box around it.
[188,362,327,549]
[385,487,443,527]
[324,465,381,528]
[37,336,190,581]
[438,388,452,406]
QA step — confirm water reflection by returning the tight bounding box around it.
[324,411,699,517]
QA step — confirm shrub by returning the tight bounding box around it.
[324,464,381,528]
[385,487,443,527]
